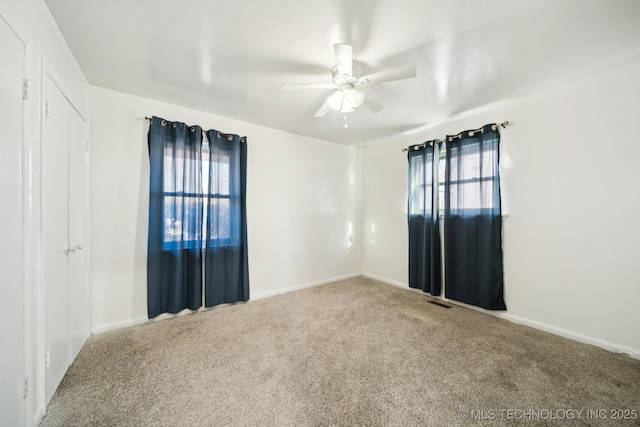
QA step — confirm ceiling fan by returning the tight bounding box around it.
[282,43,417,117]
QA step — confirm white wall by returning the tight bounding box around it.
[89,86,362,333]
[362,59,640,358]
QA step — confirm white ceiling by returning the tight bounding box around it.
[45,0,640,146]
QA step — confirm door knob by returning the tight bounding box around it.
[64,245,83,254]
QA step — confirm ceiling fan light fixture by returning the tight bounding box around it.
[347,89,365,108]
[340,98,354,113]
[327,91,344,111]
[328,88,364,113]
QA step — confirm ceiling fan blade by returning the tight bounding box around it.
[334,43,353,77]
[314,102,332,118]
[282,83,336,91]
[358,65,417,86]
[363,94,384,114]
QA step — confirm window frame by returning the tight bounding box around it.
[161,140,238,250]
[439,141,501,216]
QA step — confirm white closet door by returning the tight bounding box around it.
[43,74,71,404]
[0,14,26,427]
[68,106,89,362]
[43,71,90,405]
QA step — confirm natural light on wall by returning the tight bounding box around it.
[370,222,376,245]
[345,221,353,253]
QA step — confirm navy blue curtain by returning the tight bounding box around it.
[204,130,250,306]
[444,124,505,310]
[147,117,203,318]
[407,140,441,295]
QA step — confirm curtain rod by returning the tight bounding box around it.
[144,116,247,142]
[401,121,510,152]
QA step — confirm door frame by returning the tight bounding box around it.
[0,9,31,427]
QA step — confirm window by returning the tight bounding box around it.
[161,142,203,249]
[408,153,434,216]
[408,142,441,217]
[438,149,446,214]
[205,144,237,245]
[438,139,500,216]
[161,141,236,249]
[409,140,500,216]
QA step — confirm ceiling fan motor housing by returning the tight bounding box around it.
[332,62,362,88]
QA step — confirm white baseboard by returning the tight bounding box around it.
[91,273,361,335]
[364,274,640,360]
[91,316,147,335]
[251,273,361,300]
[500,313,640,360]
[361,273,408,289]
[34,405,45,427]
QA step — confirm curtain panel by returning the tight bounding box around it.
[204,130,250,307]
[444,124,506,310]
[147,117,204,318]
[407,140,442,296]
[147,117,249,319]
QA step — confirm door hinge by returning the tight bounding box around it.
[85,139,89,153]
[22,78,29,100]
[23,377,29,398]
[45,100,51,118]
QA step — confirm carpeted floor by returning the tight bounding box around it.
[41,277,640,426]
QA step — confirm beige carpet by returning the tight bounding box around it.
[41,277,640,426]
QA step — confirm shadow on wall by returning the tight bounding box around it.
[133,118,150,320]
